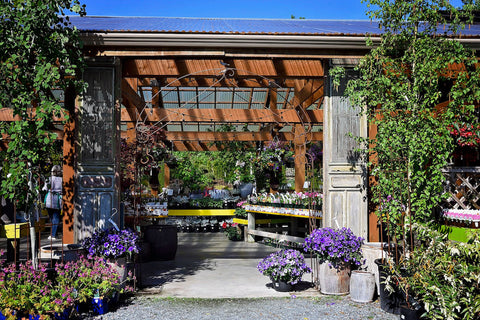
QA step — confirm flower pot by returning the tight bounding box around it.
[39,243,83,262]
[374,258,401,315]
[318,262,351,295]
[107,257,134,288]
[92,297,109,315]
[53,308,73,320]
[144,224,178,261]
[272,280,293,292]
[399,304,424,320]
[350,270,376,303]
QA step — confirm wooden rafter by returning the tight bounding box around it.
[120,108,323,123]
[121,78,150,123]
[166,131,322,142]
[123,58,324,78]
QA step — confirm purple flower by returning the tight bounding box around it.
[257,249,311,285]
[303,227,364,269]
[81,227,140,259]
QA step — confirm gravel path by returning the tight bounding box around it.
[91,295,400,320]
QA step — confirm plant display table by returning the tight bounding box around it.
[244,205,322,244]
[442,209,480,242]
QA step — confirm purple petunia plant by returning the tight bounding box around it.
[257,249,311,285]
[82,228,140,260]
[303,227,364,269]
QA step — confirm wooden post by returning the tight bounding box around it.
[62,85,76,244]
[164,162,170,187]
[247,211,256,243]
[294,124,306,192]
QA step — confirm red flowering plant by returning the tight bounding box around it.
[222,220,243,241]
[448,121,480,147]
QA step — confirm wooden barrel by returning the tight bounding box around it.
[144,225,178,261]
[318,262,351,295]
[350,270,376,303]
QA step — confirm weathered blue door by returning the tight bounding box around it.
[75,58,120,242]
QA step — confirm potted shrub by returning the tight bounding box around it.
[387,224,479,320]
[303,227,364,295]
[257,249,311,292]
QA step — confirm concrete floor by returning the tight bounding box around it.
[137,232,320,298]
[0,230,320,298]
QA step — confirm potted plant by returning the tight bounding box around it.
[55,255,127,316]
[303,227,364,295]
[234,201,248,219]
[257,249,311,292]
[82,228,140,260]
[385,224,480,320]
[0,260,78,320]
[81,228,139,287]
[222,221,243,241]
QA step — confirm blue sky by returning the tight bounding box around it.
[78,0,374,20]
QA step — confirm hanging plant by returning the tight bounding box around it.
[254,140,294,171]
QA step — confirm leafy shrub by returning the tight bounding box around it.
[391,225,480,320]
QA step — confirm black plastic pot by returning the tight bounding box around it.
[399,304,424,320]
[144,225,178,261]
[374,258,402,315]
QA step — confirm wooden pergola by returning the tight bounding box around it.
[65,53,329,243]
[15,17,397,243]
[120,57,325,156]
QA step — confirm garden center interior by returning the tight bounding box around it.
[2,16,480,249]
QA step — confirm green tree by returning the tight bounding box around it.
[340,2,480,317]
[0,0,86,206]
[343,1,480,240]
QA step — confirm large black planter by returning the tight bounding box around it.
[374,258,402,315]
[399,303,425,320]
[144,225,178,261]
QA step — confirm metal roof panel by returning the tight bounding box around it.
[68,16,385,35]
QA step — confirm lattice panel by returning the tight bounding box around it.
[441,167,480,210]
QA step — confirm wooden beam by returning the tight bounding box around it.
[121,78,150,123]
[0,108,66,122]
[121,131,323,150]
[123,58,325,78]
[165,131,323,142]
[121,108,323,123]
[294,125,307,192]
